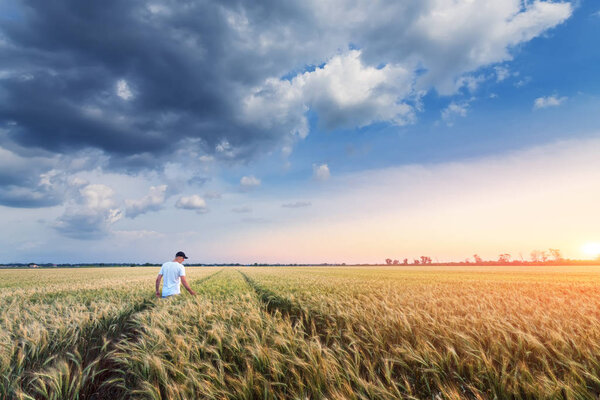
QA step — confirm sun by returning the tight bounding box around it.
[581,242,600,258]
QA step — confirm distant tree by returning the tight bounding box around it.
[393,259,399,265]
[413,259,420,265]
[464,258,470,263]
[420,256,432,264]
[530,250,541,262]
[549,248,563,262]
[498,253,511,263]
[540,251,549,262]
[473,254,483,263]
[385,258,393,265]
[403,258,408,265]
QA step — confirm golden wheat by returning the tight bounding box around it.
[2,265,600,399]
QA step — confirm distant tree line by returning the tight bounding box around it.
[383,248,600,266]
[2,247,599,268]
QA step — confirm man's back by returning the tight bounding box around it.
[159,261,185,296]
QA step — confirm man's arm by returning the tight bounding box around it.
[180,276,196,295]
[155,274,162,298]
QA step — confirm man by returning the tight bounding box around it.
[155,251,196,298]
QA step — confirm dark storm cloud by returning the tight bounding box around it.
[0,146,67,207]
[0,186,62,208]
[0,0,573,214]
[53,211,112,240]
[1,0,571,169]
[0,0,316,169]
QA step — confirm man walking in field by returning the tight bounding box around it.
[155,251,196,298]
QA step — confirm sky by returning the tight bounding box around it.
[1,0,599,264]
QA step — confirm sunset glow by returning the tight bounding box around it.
[582,242,600,259]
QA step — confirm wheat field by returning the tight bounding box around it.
[2,265,600,399]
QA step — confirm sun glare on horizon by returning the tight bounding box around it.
[581,242,600,259]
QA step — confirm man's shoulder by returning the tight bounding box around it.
[162,261,183,268]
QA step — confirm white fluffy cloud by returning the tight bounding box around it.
[243,50,415,137]
[240,175,261,190]
[80,184,117,211]
[54,184,123,239]
[402,0,572,94]
[240,1,571,138]
[313,164,331,181]
[125,185,168,218]
[441,102,470,125]
[175,195,208,213]
[534,95,567,109]
[215,140,237,159]
[494,66,510,82]
[116,79,133,100]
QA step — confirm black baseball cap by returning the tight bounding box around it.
[175,251,188,259]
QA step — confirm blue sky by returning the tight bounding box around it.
[260,3,600,178]
[1,0,599,263]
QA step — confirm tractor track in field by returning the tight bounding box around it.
[237,270,416,399]
[9,268,224,400]
[84,268,224,400]
[238,270,477,400]
[237,269,341,345]
[6,297,155,399]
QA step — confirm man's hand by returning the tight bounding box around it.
[181,276,196,296]
[155,274,163,298]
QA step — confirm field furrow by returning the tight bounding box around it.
[240,266,600,399]
[0,267,220,399]
[101,269,383,399]
[80,268,226,400]
[239,269,410,399]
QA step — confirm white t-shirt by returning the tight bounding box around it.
[159,261,186,296]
